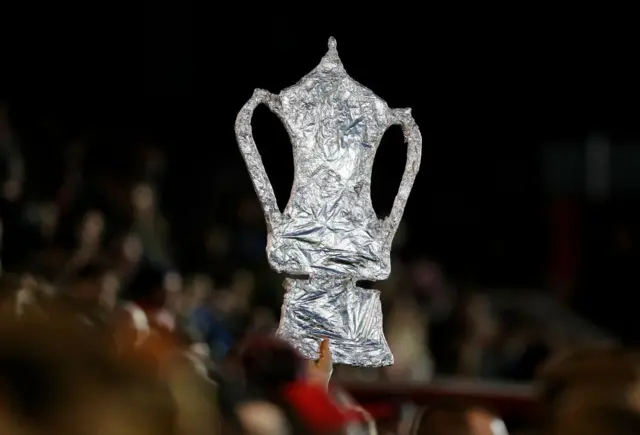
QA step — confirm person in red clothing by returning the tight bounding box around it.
[240,336,370,434]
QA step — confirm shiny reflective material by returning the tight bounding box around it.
[235,37,422,366]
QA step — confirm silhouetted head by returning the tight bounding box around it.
[120,261,169,309]
[240,335,304,395]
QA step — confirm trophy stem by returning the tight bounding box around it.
[276,276,394,367]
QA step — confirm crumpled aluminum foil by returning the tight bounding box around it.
[235,37,422,367]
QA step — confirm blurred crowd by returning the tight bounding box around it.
[2,99,639,434]
[0,101,560,384]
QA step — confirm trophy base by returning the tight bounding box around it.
[276,276,393,367]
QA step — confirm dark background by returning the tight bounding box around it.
[3,8,640,341]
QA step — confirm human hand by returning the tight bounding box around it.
[307,338,333,389]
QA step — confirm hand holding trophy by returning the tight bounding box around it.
[235,37,422,367]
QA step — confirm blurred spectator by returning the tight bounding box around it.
[188,275,234,359]
[0,273,25,318]
[115,232,144,278]
[246,306,278,335]
[100,271,120,311]
[3,98,638,434]
[0,102,24,203]
[60,262,109,326]
[61,210,106,276]
[120,261,169,311]
[130,183,171,266]
[161,344,220,435]
[410,259,453,323]
[233,197,268,268]
[240,336,367,434]
[241,335,305,397]
[210,269,257,340]
[385,292,434,382]
[136,142,166,188]
[536,345,640,434]
[0,103,25,271]
[457,294,500,378]
[485,310,550,382]
[56,138,86,215]
[0,310,177,435]
[410,400,506,435]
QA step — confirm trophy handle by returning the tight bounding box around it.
[383,108,422,245]
[235,88,283,232]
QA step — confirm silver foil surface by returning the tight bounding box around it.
[235,37,422,367]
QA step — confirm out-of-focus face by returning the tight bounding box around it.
[131,184,155,214]
[79,211,105,246]
[231,270,255,310]
[213,290,237,315]
[100,273,120,310]
[192,275,212,301]
[465,295,498,343]
[185,275,213,313]
[163,272,183,313]
[15,287,35,317]
[249,308,277,333]
[122,233,143,264]
[39,203,59,238]
[164,272,182,294]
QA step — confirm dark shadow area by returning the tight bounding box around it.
[283,274,311,281]
[356,280,376,289]
[250,105,294,213]
[371,125,406,219]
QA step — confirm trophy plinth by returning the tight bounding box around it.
[235,37,422,367]
[278,277,392,367]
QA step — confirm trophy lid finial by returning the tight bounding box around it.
[317,37,342,72]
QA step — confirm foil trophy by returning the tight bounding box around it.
[235,37,422,367]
